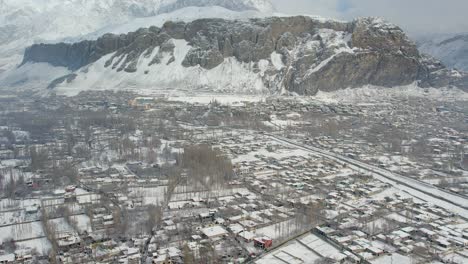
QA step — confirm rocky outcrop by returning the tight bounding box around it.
[21,16,468,94]
[350,17,419,56]
[288,52,425,95]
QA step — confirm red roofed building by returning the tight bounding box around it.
[254,237,273,249]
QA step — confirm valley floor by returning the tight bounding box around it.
[0,88,466,263]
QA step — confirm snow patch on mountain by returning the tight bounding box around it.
[270,52,284,70]
[314,83,468,104]
[52,40,270,96]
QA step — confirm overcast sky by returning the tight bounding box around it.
[270,0,468,36]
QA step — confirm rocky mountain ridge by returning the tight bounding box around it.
[21,16,468,95]
[0,0,274,76]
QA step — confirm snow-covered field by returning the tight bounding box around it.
[0,199,40,212]
[16,238,51,255]
[254,218,299,240]
[129,186,167,205]
[255,239,321,264]
[0,221,44,243]
[170,187,252,202]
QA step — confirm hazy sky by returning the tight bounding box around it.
[270,0,468,36]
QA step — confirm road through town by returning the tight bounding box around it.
[268,134,468,219]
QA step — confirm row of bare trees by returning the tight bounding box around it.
[178,144,234,191]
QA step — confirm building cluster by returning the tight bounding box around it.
[0,92,466,263]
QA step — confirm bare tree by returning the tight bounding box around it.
[40,207,58,253]
[66,132,76,156]
[51,161,79,185]
[1,238,17,253]
[113,206,128,237]
[182,243,195,264]
[30,146,48,172]
[146,148,158,164]
[180,144,234,190]
[146,205,162,233]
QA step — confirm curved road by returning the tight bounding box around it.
[268,134,468,219]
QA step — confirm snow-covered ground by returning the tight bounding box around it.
[16,237,51,255]
[0,221,44,243]
[254,218,299,240]
[0,199,40,212]
[371,253,412,264]
[129,186,167,205]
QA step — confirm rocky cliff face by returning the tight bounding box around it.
[21,16,468,94]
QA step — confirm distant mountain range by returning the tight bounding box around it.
[418,33,468,72]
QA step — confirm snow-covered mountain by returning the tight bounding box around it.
[15,16,468,96]
[1,1,467,96]
[0,0,274,75]
[418,33,468,72]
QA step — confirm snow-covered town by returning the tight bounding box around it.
[0,90,466,264]
[1,0,468,263]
